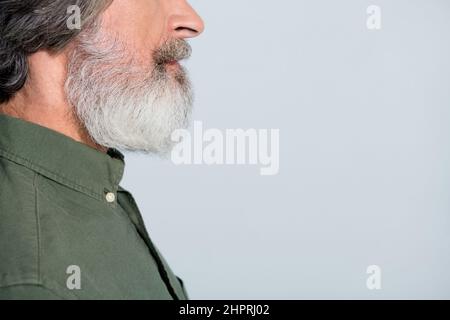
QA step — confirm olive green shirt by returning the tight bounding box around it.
[0,114,188,300]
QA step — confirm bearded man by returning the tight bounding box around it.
[0,0,204,300]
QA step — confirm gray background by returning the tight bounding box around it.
[121,0,450,299]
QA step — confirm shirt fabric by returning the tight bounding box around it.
[0,114,188,300]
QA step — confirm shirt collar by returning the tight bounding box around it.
[0,114,125,202]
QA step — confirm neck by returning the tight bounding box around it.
[0,51,107,153]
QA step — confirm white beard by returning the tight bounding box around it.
[65,27,193,155]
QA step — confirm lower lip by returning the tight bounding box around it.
[166,60,180,67]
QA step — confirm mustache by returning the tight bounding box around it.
[153,39,192,65]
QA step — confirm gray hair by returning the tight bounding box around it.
[0,0,112,104]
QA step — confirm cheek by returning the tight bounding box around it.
[102,0,167,49]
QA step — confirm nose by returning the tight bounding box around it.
[169,1,205,39]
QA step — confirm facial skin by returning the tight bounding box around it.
[0,0,204,152]
[103,0,204,59]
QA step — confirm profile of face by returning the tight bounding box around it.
[66,0,204,154]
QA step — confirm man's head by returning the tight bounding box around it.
[0,0,204,154]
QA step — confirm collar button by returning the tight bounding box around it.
[105,192,116,203]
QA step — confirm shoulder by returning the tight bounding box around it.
[0,284,69,300]
[0,156,39,287]
[0,157,75,299]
